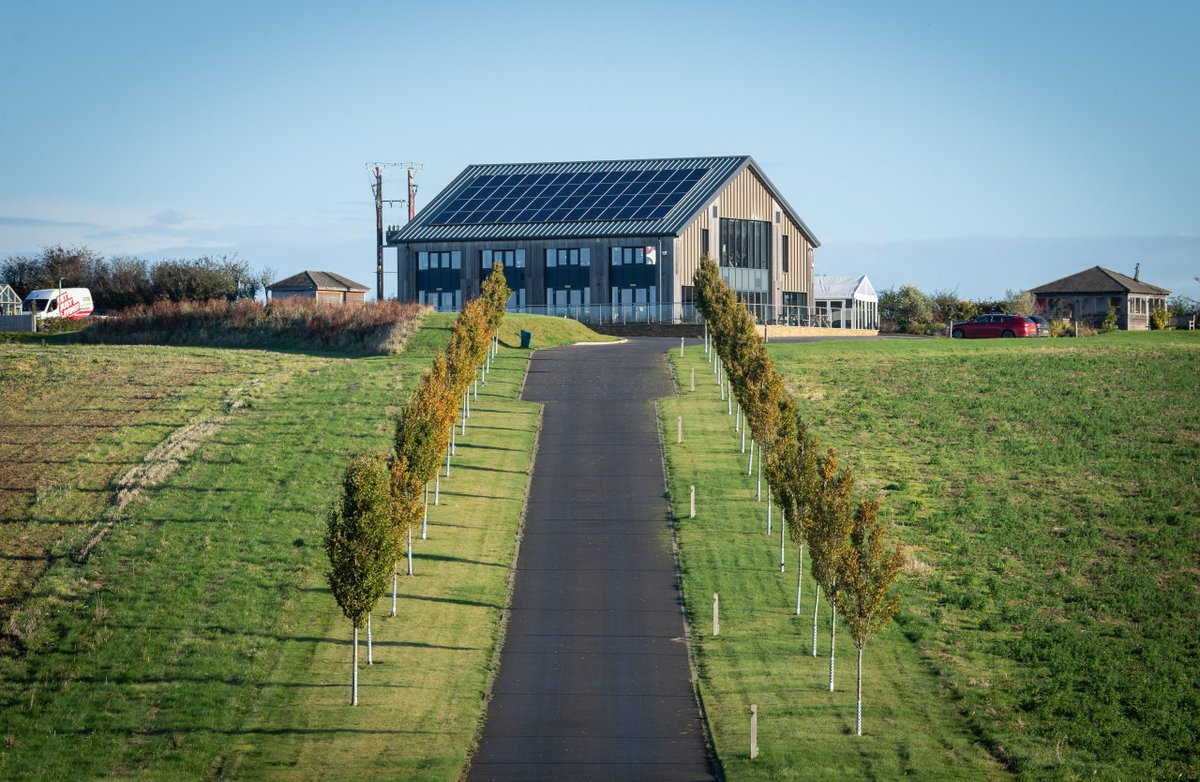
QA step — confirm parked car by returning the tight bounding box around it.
[950,313,1037,339]
[1026,315,1051,336]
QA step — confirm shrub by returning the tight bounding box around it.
[1101,305,1119,333]
[1150,308,1170,330]
[76,298,427,354]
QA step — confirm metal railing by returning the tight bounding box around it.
[423,301,878,329]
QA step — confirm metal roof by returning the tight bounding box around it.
[387,156,819,246]
[1029,266,1171,296]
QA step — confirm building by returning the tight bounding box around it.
[1030,265,1171,330]
[0,283,21,316]
[266,271,370,304]
[813,274,879,330]
[386,156,819,323]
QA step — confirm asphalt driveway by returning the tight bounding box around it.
[468,338,714,782]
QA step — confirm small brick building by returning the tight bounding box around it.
[267,271,370,304]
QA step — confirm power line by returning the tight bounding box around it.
[366,162,423,301]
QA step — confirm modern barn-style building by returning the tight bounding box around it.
[386,156,819,323]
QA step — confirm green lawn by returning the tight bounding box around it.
[663,332,1199,780]
[0,313,596,780]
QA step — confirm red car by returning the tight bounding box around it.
[951,313,1038,339]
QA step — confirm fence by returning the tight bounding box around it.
[423,301,873,329]
[0,313,35,332]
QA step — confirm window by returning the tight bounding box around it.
[719,217,771,270]
[609,246,657,306]
[775,210,781,223]
[701,228,709,257]
[481,249,526,309]
[711,205,718,219]
[545,248,591,309]
[416,250,463,310]
[781,235,789,274]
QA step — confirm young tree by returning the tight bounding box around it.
[324,453,395,705]
[480,261,511,333]
[780,416,820,615]
[806,447,854,689]
[835,499,903,736]
[388,454,424,613]
[394,355,455,564]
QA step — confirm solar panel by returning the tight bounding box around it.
[428,167,708,226]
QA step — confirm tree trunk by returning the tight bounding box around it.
[391,571,397,617]
[435,472,440,504]
[756,444,761,500]
[828,601,838,692]
[767,485,772,535]
[461,394,467,435]
[779,511,786,572]
[367,612,374,665]
[351,625,359,706]
[811,584,821,656]
[856,644,864,736]
[741,417,746,453]
[406,526,413,576]
[795,544,804,615]
[746,435,751,472]
[422,483,429,538]
[446,446,451,477]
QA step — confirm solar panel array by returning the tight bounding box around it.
[428,167,708,226]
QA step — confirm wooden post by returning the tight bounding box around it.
[713,593,719,637]
[690,485,696,518]
[750,704,759,759]
[677,416,682,444]
[690,367,695,392]
[680,336,685,356]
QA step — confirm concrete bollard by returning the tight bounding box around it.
[690,485,696,518]
[680,336,685,356]
[677,416,683,444]
[750,705,759,759]
[713,593,720,637]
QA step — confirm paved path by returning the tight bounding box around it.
[469,339,714,782]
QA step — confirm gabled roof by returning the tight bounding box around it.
[1029,266,1171,296]
[814,274,876,301]
[387,156,819,246]
[268,271,370,292]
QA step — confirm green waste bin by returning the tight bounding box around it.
[519,329,532,349]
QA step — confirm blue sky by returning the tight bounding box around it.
[2,0,1197,299]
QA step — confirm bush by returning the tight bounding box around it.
[1101,305,1119,333]
[1150,308,1170,330]
[35,318,88,335]
[77,298,427,354]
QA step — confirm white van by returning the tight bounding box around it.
[22,288,95,319]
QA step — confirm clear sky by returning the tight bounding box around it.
[2,0,1197,300]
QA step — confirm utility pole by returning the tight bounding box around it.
[373,165,385,301]
[367,162,422,302]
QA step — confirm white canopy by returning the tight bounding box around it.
[813,274,877,303]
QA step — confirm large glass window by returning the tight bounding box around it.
[719,217,771,270]
[610,246,657,311]
[481,249,526,309]
[416,250,462,311]
[701,228,710,257]
[545,248,591,311]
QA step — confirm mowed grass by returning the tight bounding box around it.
[663,348,1009,781]
[664,332,1200,780]
[0,313,592,779]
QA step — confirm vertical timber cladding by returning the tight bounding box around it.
[672,166,813,310]
[400,237,670,307]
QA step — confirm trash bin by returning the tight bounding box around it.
[519,329,532,349]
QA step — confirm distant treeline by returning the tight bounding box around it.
[1,245,274,311]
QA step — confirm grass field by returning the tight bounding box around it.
[663,332,1199,780]
[0,312,608,780]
